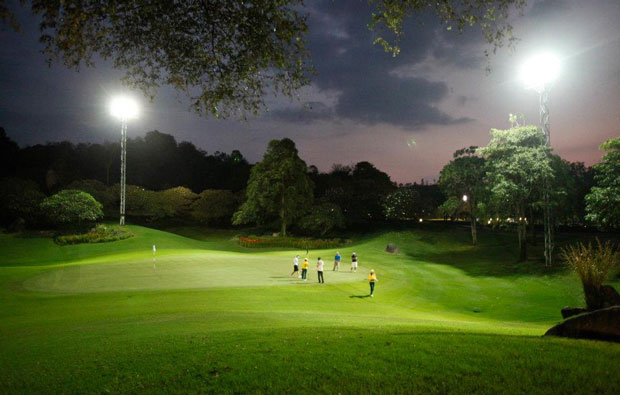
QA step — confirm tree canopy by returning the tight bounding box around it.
[39,189,103,227]
[585,136,620,230]
[369,0,527,58]
[478,126,552,261]
[233,138,313,236]
[0,1,530,117]
[439,146,486,244]
[5,0,311,118]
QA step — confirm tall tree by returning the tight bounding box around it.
[585,136,620,230]
[478,126,553,261]
[439,146,486,245]
[233,138,313,236]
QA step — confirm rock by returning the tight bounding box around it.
[385,243,399,254]
[601,285,620,308]
[561,307,587,319]
[545,306,620,342]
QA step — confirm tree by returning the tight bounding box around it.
[2,0,311,118]
[0,177,45,227]
[66,179,116,216]
[369,0,527,58]
[191,189,239,226]
[298,202,345,236]
[40,190,103,229]
[585,136,620,230]
[438,196,462,221]
[439,146,486,244]
[233,138,313,236]
[478,126,553,261]
[1,2,528,117]
[383,187,421,220]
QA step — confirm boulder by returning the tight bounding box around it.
[561,307,588,319]
[601,285,620,308]
[545,306,620,342]
[385,243,399,254]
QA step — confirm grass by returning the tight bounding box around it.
[0,224,619,393]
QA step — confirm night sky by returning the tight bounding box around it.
[1,0,619,183]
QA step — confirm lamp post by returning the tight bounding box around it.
[109,96,139,226]
[520,53,561,265]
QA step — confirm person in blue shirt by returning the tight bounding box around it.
[333,251,342,271]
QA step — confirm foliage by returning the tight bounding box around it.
[0,177,45,226]
[238,236,345,249]
[438,196,463,221]
[191,190,240,226]
[39,189,103,228]
[2,1,313,119]
[439,146,486,244]
[159,187,198,220]
[125,185,197,221]
[586,136,620,230]
[368,0,527,58]
[67,179,117,215]
[297,202,345,236]
[54,224,134,246]
[478,126,553,260]
[383,187,421,220]
[562,239,620,310]
[233,138,313,236]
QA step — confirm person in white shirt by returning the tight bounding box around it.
[316,257,325,283]
[291,255,300,277]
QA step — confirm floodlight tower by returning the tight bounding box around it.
[520,53,561,265]
[109,96,139,226]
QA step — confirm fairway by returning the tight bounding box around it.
[1,225,619,394]
[23,251,366,293]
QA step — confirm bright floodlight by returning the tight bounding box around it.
[520,53,561,92]
[109,96,139,120]
[462,195,468,202]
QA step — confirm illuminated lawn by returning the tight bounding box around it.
[1,225,619,393]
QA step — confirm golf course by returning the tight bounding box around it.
[1,224,618,393]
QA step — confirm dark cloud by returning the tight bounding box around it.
[293,0,474,129]
[268,101,334,123]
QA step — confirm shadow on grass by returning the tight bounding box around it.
[349,294,371,299]
[401,228,578,278]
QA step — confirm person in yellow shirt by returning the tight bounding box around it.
[368,269,378,297]
[301,258,309,281]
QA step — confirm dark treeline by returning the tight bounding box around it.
[1,127,445,232]
[1,128,251,194]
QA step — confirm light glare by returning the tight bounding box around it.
[520,53,561,91]
[110,96,139,120]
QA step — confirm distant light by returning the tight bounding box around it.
[462,195,468,202]
[520,53,561,92]
[419,218,423,223]
[109,96,139,121]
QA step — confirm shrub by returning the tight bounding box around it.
[55,224,134,245]
[191,189,239,225]
[40,190,103,229]
[238,236,347,250]
[561,239,620,310]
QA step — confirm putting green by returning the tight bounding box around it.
[23,251,366,293]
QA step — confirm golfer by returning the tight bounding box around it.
[333,251,341,271]
[351,252,358,272]
[317,257,325,283]
[291,254,300,277]
[301,258,309,281]
[368,269,378,297]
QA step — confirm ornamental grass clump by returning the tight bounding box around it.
[561,239,620,310]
